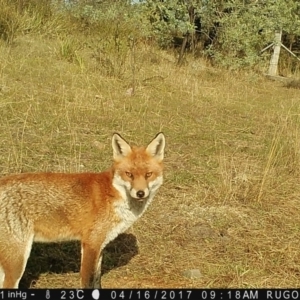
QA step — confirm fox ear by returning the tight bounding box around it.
[146,132,165,161]
[112,133,132,159]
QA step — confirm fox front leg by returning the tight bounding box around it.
[80,243,103,288]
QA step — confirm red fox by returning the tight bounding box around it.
[0,132,165,288]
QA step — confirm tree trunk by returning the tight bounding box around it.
[178,34,189,65]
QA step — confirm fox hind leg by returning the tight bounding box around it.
[1,234,34,288]
[0,265,4,288]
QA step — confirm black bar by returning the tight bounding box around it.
[0,289,299,300]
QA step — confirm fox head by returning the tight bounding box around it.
[112,133,165,201]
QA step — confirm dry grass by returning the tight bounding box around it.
[1,26,300,289]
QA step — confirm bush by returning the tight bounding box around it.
[141,0,300,70]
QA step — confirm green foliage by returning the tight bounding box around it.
[141,0,193,47]
[1,0,299,72]
[70,0,149,38]
[207,2,270,68]
[207,0,300,68]
[143,0,300,69]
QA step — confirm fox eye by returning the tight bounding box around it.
[126,172,133,179]
[145,172,152,179]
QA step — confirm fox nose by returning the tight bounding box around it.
[136,190,145,198]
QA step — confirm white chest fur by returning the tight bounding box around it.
[101,174,162,250]
[101,196,153,251]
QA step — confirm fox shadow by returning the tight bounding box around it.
[19,233,138,288]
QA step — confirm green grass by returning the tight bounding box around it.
[1,4,300,288]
